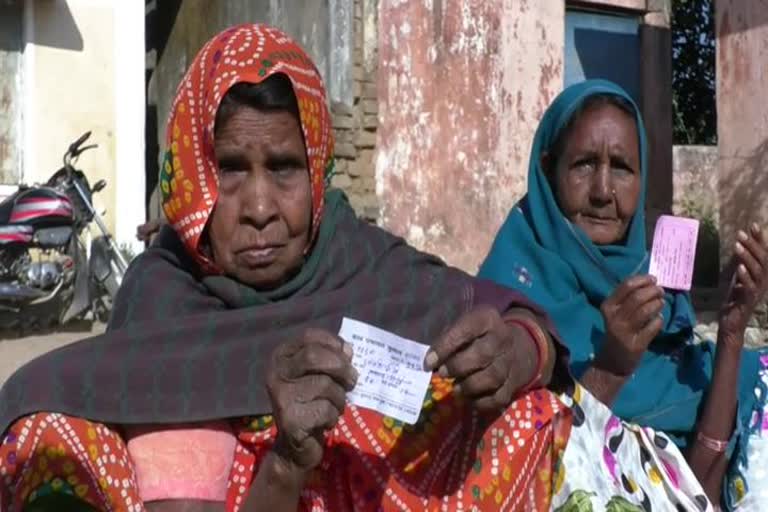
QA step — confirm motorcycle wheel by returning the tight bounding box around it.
[0,284,74,335]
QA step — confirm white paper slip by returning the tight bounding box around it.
[338,317,431,425]
[648,215,700,291]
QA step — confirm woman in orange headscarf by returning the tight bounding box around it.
[0,24,710,512]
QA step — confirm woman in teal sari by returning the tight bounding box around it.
[479,79,768,509]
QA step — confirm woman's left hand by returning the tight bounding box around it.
[720,224,768,347]
[423,305,545,413]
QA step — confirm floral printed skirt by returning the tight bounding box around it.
[553,382,712,512]
[0,376,712,511]
[728,350,768,510]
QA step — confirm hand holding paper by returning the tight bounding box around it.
[599,275,665,376]
[265,329,358,471]
[648,215,700,291]
[424,305,540,413]
[339,318,432,425]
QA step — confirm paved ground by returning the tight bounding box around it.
[0,321,105,387]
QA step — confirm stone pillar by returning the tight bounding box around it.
[148,0,380,222]
[376,0,565,272]
[640,0,673,243]
[716,0,768,282]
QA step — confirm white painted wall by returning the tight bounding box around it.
[114,0,146,255]
[17,0,145,253]
[20,1,35,190]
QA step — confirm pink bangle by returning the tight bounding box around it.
[696,432,728,453]
[506,317,549,392]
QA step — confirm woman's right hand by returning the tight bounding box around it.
[598,275,665,376]
[266,328,358,477]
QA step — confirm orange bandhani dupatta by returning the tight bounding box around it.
[0,23,573,512]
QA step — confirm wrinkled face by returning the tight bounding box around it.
[547,103,641,246]
[208,106,311,289]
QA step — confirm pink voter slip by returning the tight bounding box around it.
[125,421,236,503]
[648,215,700,291]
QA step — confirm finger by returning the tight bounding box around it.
[272,375,348,422]
[751,223,764,243]
[472,379,517,413]
[628,298,665,330]
[620,284,665,313]
[454,357,511,399]
[636,314,664,346]
[284,343,358,390]
[609,275,658,305]
[425,306,497,371]
[304,328,354,360]
[735,239,764,286]
[285,400,343,436]
[299,375,348,413]
[737,230,767,279]
[736,263,757,291]
[310,399,344,431]
[440,334,497,380]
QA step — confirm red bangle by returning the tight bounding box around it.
[696,432,728,453]
[505,317,549,392]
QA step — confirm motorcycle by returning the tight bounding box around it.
[0,131,129,330]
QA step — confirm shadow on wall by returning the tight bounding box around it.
[25,0,84,52]
[719,137,768,275]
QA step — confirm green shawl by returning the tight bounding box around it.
[0,190,565,433]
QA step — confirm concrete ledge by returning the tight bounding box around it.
[568,0,647,13]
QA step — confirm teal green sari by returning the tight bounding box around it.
[478,79,763,509]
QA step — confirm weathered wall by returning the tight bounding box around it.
[673,145,720,288]
[716,0,768,276]
[672,145,718,220]
[376,0,565,272]
[149,0,380,220]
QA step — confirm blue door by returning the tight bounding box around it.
[564,9,641,103]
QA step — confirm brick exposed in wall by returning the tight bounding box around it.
[147,0,367,224]
[330,0,379,223]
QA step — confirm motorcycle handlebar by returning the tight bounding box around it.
[68,131,92,154]
[63,133,96,169]
[72,144,98,158]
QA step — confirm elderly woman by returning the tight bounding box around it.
[480,79,768,509]
[1,29,709,511]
